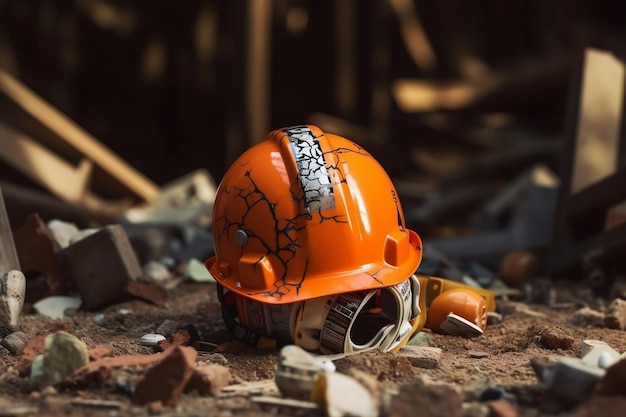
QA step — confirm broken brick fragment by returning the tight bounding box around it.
[13,213,70,300]
[133,346,197,406]
[87,345,113,361]
[57,225,142,310]
[186,363,231,396]
[63,350,165,387]
[125,281,168,306]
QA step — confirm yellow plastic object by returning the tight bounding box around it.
[207,125,422,304]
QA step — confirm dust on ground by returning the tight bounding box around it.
[0,280,624,417]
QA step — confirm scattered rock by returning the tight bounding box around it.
[155,319,180,337]
[534,325,574,350]
[186,363,231,396]
[345,368,381,403]
[581,341,620,369]
[142,260,172,282]
[407,331,432,347]
[571,308,605,328]
[57,225,142,310]
[200,353,228,366]
[275,345,335,399]
[33,295,81,319]
[30,331,90,389]
[125,281,168,306]
[542,357,605,406]
[469,351,490,359]
[46,219,80,249]
[388,375,464,417]
[87,345,113,361]
[309,371,377,417]
[395,345,442,369]
[0,330,30,355]
[185,258,215,282]
[139,333,166,347]
[603,299,626,330]
[133,345,197,406]
[65,351,164,387]
[13,213,69,299]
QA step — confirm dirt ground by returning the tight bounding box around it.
[0,279,625,417]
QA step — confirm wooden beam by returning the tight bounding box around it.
[0,68,159,203]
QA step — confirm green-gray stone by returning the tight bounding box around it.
[29,331,89,389]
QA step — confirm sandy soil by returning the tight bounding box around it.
[0,280,624,417]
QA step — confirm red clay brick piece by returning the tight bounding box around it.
[13,213,70,299]
[133,346,197,406]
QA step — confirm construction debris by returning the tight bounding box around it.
[29,331,90,390]
[0,270,25,329]
[309,371,378,417]
[395,345,442,369]
[275,344,336,399]
[57,225,142,310]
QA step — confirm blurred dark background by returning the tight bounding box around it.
[0,0,625,236]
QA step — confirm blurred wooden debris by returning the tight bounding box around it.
[0,68,159,203]
[425,164,559,264]
[388,0,437,75]
[0,186,19,275]
[548,47,626,288]
[391,55,569,113]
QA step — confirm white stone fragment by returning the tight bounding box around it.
[47,219,80,249]
[0,270,26,326]
[185,258,215,282]
[275,345,336,399]
[396,345,442,369]
[139,333,166,347]
[581,339,610,358]
[310,371,378,417]
[68,228,100,245]
[33,296,82,320]
[143,260,172,282]
[581,340,621,369]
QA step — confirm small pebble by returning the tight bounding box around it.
[140,333,166,347]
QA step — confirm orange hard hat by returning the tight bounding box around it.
[206,125,422,304]
[426,288,488,334]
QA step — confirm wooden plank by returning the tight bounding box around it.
[246,0,272,145]
[0,121,132,223]
[570,48,624,194]
[0,68,159,203]
[0,121,92,203]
